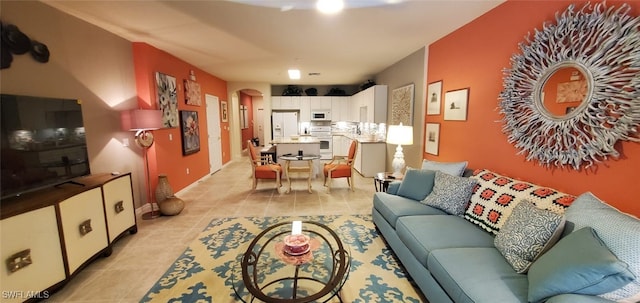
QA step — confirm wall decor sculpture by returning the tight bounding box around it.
[156,72,179,128]
[499,2,640,170]
[184,79,202,106]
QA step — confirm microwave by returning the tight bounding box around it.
[311,110,331,121]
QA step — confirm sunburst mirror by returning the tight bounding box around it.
[499,2,640,169]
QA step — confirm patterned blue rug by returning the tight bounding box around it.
[140,214,424,302]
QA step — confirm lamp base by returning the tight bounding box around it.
[391,144,406,178]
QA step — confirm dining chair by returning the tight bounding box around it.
[247,140,283,191]
[323,139,357,193]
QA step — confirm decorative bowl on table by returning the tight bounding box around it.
[283,234,310,255]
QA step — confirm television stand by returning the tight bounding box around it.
[54,180,86,188]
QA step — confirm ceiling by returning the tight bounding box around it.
[44,0,504,87]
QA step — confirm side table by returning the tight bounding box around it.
[280,154,320,193]
[374,172,402,192]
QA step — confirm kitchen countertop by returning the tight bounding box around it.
[270,137,320,144]
[332,133,385,144]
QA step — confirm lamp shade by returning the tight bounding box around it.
[386,123,413,145]
[121,109,162,131]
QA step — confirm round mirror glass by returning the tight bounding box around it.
[538,65,591,119]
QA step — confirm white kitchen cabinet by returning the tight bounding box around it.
[351,85,387,123]
[354,142,386,177]
[299,96,311,122]
[272,96,301,110]
[1,206,66,303]
[272,96,282,109]
[59,188,109,275]
[331,96,352,122]
[311,96,332,110]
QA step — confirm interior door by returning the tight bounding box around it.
[206,94,223,174]
[256,108,264,146]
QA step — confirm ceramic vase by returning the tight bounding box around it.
[155,174,173,203]
[159,196,184,216]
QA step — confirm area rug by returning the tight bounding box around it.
[140,214,424,302]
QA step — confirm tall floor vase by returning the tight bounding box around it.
[155,174,184,216]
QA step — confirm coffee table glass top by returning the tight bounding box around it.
[231,221,350,303]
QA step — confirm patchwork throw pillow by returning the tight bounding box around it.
[421,159,468,177]
[564,192,640,302]
[463,169,576,234]
[494,200,565,273]
[421,171,477,216]
[396,168,436,201]
[528,227,635,303]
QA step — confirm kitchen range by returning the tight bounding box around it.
[309,121,332,160]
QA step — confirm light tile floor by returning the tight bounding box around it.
[45,154,379,302]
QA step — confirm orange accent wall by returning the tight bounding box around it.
[132,43,229,197]
[424,1,640,216]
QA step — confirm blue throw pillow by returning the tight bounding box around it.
[396,168,436,201]
[421,171,476,215]
[527,227,635,303]
[421,159,468,176]
[564,192,640,301]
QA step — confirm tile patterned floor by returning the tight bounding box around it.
[45,154,379,302]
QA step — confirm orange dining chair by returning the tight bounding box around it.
[323,140,357,193]
[247,141,283,191]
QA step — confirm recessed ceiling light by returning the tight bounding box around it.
[288,69,301,80]
[316,0,344,14]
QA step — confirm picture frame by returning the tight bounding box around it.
[424,123,440,155]
[156,72,179,128]
[184,79,202,106]
[221,101,228,122]
[443,88,469,121]
[426,80,443,115]
[390,83,414,125]
[180,110,200,155]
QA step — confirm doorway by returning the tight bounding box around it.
[206,94,223,174]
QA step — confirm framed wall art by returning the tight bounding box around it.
[221,101,228,122]
[424,123,440,155]
[444,88,469,121]
[184,79,202,106]
[426,80,443,115]
[156,72,179,128]
[391,83,414,125]
[180,110,200,155]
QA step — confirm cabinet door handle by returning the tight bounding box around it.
[6,249,32,273]
[114,200,124,214]
[79,219,93,236]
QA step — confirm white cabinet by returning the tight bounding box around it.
[272,96,301,110]
[59,188,109,275]
[351,85,387,123]
[0,173,137,300]
[102,174,136,243]
[331,96,352,121]
[311,96,332,110]
[354,142,386,177]
[1,206,66,303]
[299,97,311,122]
[332,135,353,157]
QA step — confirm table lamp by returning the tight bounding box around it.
[121,109,163,219]
[386,123,413,178]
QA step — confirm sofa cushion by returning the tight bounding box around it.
[463,169,576,235]
[373,192,446,228]
[396,168,436,201]
[421,159,468,176]
[564,192,640,302]
[528,227,635,303]
[427,247,528,303]
[395,215,495,267]
[421,170,477,216]
[495,200,565,273]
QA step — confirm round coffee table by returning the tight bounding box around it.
[231,221,350,302]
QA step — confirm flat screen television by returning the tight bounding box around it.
[1,94,90,199]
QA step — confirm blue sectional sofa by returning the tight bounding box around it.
[372,164,640,303]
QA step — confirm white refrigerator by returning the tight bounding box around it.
[272,111,299,138]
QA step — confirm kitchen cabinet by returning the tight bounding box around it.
[0,173,137,301]
[351,85,387,123]
[299,96,311,122]
[354,142,386,177]
[272,96,301,110]
[311,96,332,110]
[331,96,352,122]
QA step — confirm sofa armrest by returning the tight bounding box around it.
[545,294,616,303]
[387,181,402,195]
